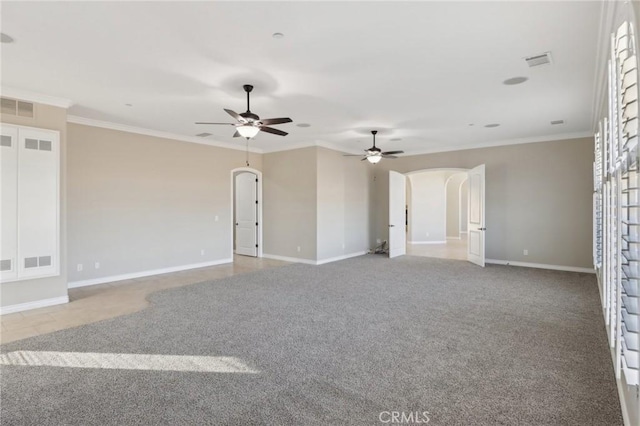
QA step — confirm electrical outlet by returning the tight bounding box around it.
[342,243,345,249]
[214,215,219,222]
[523,249,528,256]
[201,249,205,256]
[426,232,430,237]
[94,262,100,269]
[297,246,301,252]
[77,264,83,272]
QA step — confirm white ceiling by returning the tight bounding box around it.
[1,1,602,155]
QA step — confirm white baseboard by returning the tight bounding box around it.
[1,295,69,315]
[485,259,595,274]
[316,251,367,265]
[262,253,317,265]
[407,240,447,245]
[446,236,461,240]
[68,258,233,289]
[263,251,367,266]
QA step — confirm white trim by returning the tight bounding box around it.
[398,132,592,157]
[0,295,69,315]
[67,115,263,154]
[262,253,317,265]
[407,240,447,245]
[446,236,461,240]
[0,87,73,109]
[315,251,367,265]
[485,259,595,274]
[68,258,233,289]
[262,251,367,265]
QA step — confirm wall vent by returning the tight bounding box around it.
[0,135,12,147]
[196,132,212,137]
[25,138,39,150]
[551,120,565,125]
[24,257,38,268]
[0,259,11,271]
[0,97,35,118]
[525,52,552,67]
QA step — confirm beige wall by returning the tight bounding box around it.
[408,171,449,243]
[67,123,261,283]
[1,103,68,307]
[263,147,318,260]
[446,173,467,238]
[373,137,594,269]
[317,147,371,260]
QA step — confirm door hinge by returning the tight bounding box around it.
[255,178,258,183]
[255,222,258,226]
[255,200,258,204]
[255,244,259,248]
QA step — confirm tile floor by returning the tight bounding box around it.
[0,255,289,345]
[406,234,468,260]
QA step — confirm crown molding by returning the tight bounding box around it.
[1,86,74,109]
[397,131,593,157]
[67,115,263,153]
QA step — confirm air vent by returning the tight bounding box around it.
[525,52,552,67]
[196,132,212,137]
[24,257,38,268]
[0,259,11,271]
[551,120,565,125]
[39,140,52,151]
[0,97,34,118]
[0,135,11,147]
[25,138,38,150]
[38,256,52,267]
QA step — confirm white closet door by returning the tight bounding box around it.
[235,172,258,257]
[0,125,19,281]
[17,128,59,279]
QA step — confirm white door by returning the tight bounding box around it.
[467,164,486,266]
[235,172,257,257]
[389,170,406,258]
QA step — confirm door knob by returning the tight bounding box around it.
[478,227,486,231]
[389,224,395,227]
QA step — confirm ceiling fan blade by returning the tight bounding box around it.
[382,155,398,159]
[259,126,288,136]
[260,117,292,126]
[224,109,247,123]
[361,157,368,161]
[381,150,404,155]
[195,122,235,125]
[232,131,241,138]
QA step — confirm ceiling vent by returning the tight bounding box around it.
[551,120,564,125]
[525,52,552,67]
[1,97,34,118]
[195,132,212,137]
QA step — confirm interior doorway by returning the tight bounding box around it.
[404,168,469,261]
[231,167,262,258]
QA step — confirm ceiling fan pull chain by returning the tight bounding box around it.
[245,138,250,167]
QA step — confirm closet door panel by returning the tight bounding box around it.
[17,128,59,279]
[0,125,18,281]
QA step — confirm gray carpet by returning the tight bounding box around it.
[0,255,622,425]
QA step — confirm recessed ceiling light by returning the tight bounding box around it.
[550,119,564,125]
[468,124,475,127]
[1,33,15,43]
[125,103,133,107]
[390,138,402,142]
[484,123,500,128]
[503,76,528,85]
[196,132,212,137]
[272,32,284,39]
[296,123,311,128]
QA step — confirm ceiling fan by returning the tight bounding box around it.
[196,84,292,139]
[345,130,404,163]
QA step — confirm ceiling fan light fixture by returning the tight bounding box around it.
[367,154,382,164]
[237,125,260,139]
